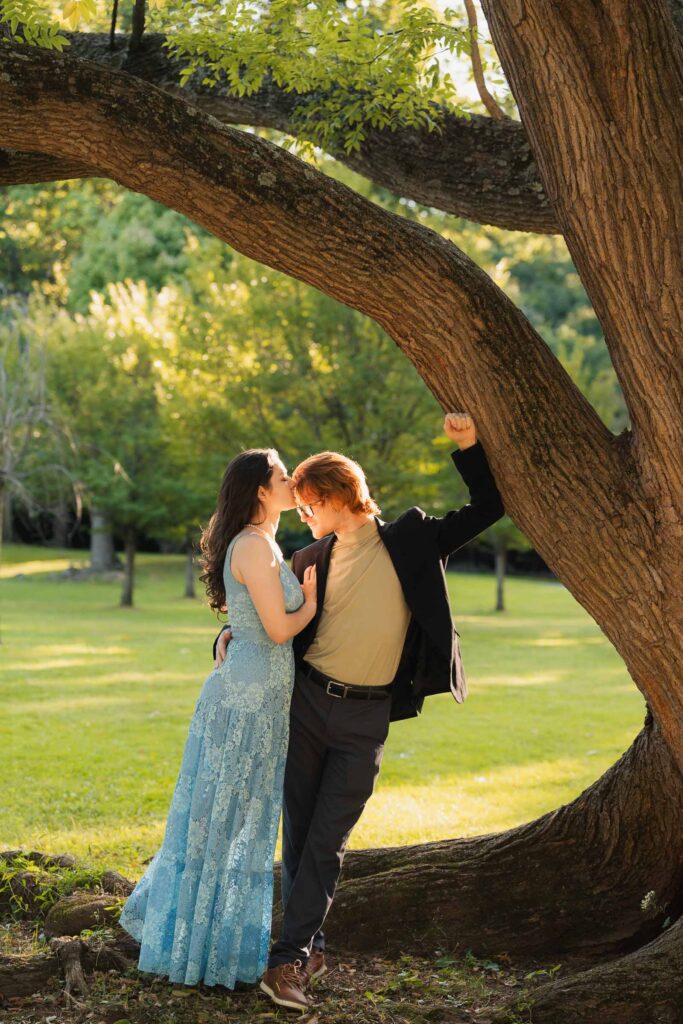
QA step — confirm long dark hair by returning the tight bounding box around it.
[199,448,278,613]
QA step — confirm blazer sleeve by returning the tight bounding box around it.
[426,441,505,559]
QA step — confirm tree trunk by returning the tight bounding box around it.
[89,507,116,572]
[494,540,506,612]
[120,532,135,607]
[184,535,196,599]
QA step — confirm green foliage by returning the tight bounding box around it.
[0,0,68,47]
[8,0,513,142]
[0,179,123,301]
[35,284,177,543]
[66,192,200,312]
[175,230,448,525]
[4,167,626,558]
[161,0,472,154]
[0,303,73,550]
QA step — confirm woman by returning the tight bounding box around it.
[119,449,317,988]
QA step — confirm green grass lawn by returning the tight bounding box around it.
[0,544,644,878]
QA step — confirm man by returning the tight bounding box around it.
[214,413,504,1010]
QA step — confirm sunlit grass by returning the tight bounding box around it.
[0,544,644,878]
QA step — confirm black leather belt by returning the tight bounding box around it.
[301,662,392,700]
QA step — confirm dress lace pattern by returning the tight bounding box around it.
[119,534,302,987]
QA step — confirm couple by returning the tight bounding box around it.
[119,413,504,1011]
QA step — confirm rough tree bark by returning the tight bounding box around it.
[0,1,681,1016]
[0,30,557,232]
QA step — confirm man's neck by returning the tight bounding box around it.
[334,512,375,536]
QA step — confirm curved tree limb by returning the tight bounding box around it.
[2,2,682,231]
[0,148,93,185]
[0,31,555,232]
[2,0,682,230]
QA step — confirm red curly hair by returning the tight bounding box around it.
[292,451,380,515]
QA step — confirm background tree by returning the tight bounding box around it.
[483,517,531,612]
[0,303,72,563]
[43,283,175,605]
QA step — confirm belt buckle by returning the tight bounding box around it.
[326,679,347,699]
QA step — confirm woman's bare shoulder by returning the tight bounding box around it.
[232,532,279,573]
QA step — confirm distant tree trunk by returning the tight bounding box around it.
[0,482,5,551]
[184,534,196,599]
[1,486,13,544]
[52,498,69,549]
[494,538,507,612]
[120,531,135,607]
[90,507,116,572]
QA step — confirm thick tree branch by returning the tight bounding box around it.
[0,47,615,534]
[1,2,682,230]
[0,32,555,232]
[0,148,93,185]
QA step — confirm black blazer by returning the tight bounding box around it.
[290,441,504,721]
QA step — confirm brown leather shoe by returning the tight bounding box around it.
[260,960,309,1011]
[302,950,327,987]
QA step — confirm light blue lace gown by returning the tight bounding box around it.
[119,534,302,987]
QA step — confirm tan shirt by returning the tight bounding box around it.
[305,519,411,686]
